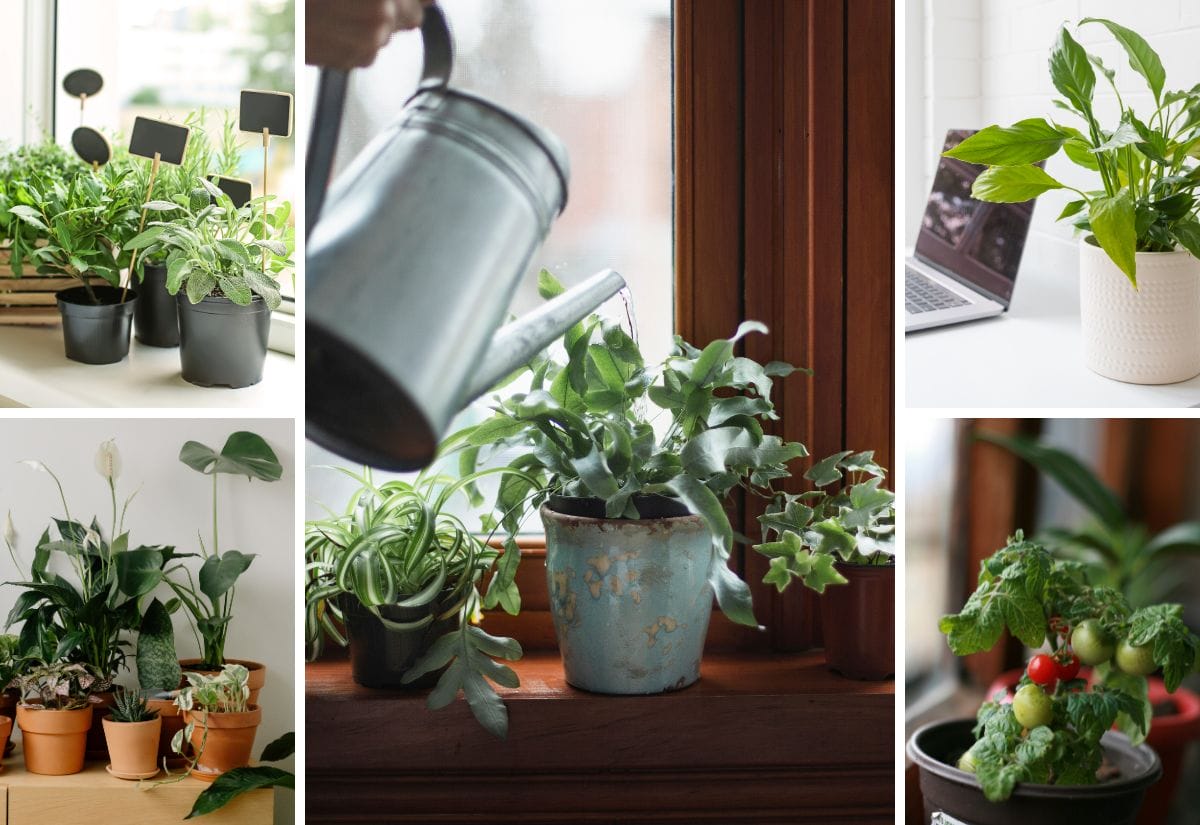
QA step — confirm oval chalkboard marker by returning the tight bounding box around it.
[71,127,111,167]
[62,68,103,98]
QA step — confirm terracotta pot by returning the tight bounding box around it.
[16,704,93,775]
[986,668,1200,824]
[0,715,12,767]
[177,659,267,705]
[84,691,116,760]
[0,690,18,756]
[183,704,262,782]
[146,697,188,768]
[818,562,895,680]
[102,716,161,780]
[908,718,1160,824]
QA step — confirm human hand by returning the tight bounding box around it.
[306,0,436,69]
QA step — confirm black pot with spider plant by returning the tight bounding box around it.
[126,178,292,388]
[6,158,141,363]
[129,112,242,348]
[448,270,810,696]
[753,450,896,680]
[306,465,527,739]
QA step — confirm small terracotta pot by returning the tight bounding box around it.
[0,690,18,756]
[84,691,116,760]
[102,716,161,779]
[0,715,12,767]
[183,704,262,782]
[818,562,895,680]
[17,704,93,775]
[146,697,188,768]
[178,659,267,705]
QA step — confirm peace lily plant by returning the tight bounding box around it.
[945,18,1200,384]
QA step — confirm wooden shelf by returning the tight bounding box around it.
[0,739,273,824]
[307,650,894,823]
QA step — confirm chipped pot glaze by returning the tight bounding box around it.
[540,504,714,694]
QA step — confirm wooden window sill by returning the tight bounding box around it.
[307,651,894,823]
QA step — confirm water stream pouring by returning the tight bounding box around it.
[305,4,626,471]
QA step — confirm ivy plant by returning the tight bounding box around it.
[126,177,292,310]
[754,450,895,593]
[306,466,527,739]
[448,270,810,628]
[943,19,1200,286]
[941,533,1199,801]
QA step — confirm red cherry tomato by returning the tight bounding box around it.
[1056,652,1081,681]
[1027,653,1058,687]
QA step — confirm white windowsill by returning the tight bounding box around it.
[0,325,297,408]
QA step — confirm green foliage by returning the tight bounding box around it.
[109,687,158,723]
[943,19,1200,286]
[305,466,525,739]
[136,598,181,693]
[941,534,1199,800]
[125,176,293,310]
[980,431,1200,608]
[13,660,97,710]
[754,451,895,593]
[185,732,294,819]
[171,664,252,765]
[451,271,811,628]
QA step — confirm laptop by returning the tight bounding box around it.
[905,129,1038,333]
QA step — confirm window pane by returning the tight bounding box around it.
[306,0,674,528]
[53,0,296,207]
[0,4,28,145]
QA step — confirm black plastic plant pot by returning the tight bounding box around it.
[339,595,457,690]
[133,262,179,347]
[177,293,270,388]
[56,285,137,365]
[907,718,1162,825]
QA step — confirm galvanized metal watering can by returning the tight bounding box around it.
[306,4,625,471]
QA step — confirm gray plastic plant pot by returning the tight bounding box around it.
[907,718,1162,825]
[56,285,137,365]
[177,293,270,388]
[133,262,179,347]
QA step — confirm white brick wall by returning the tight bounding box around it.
[911,1,1200,271]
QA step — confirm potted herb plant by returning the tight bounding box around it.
[131,113,241,348]
[754,450,895,679]
[306,466,524,738]
[126,179,292,387]
[455,271,808,695]
[172,663,261,782]
[907,534,1199,823]
[6,160,140,363]
[14,661,97,776]
[977,431,1200,822]
[945,19,1200,384]
[102,688,161,780]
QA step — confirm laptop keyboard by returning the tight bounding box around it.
[905,267,970,314]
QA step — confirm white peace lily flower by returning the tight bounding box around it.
[3,512,14,549]
[94,439,121,481]
[84,528,102,550]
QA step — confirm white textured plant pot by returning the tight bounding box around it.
[1079,240,1200,384]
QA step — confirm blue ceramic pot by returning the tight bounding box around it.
[540,504,714,694]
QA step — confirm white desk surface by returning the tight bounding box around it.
[0,325,297,409]
[906,261,1200,409]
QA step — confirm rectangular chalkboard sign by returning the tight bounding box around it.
[128,117,189,165]
[239,90,293,137]
[210,176,253,209]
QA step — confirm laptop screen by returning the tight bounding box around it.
[915,129,1036,305]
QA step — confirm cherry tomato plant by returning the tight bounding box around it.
[940,533,1199,802]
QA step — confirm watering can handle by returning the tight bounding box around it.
[305,4,455,235]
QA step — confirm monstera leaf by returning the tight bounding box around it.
[179,432,283,481]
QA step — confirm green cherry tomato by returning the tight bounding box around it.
[1116,640,1157,676]
[1072,619,1116,666]
[1013,684,1053,729]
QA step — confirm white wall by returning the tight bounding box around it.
[911,0,1200,273]
[0,418,294,819]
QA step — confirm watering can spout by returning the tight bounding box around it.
[464,269,627,404]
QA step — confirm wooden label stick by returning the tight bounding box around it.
[262,127,269,273]
[123,152,161,302]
